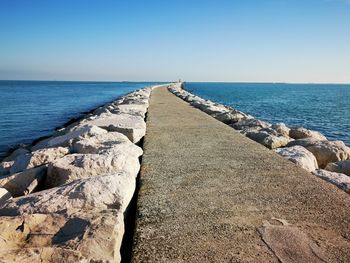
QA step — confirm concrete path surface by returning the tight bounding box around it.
[132,86,350,263]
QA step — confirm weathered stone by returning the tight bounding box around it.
[112,104,148,118]
[0,210,124,262]
[0,166,47,197]
[325,160,350,176]
[246,129,290,149]
[8,147,69,174]
[32,125,107,151]
[72,131,143,157]
[213,110,249,124]
[46,152,140,187]
[275,146,319,172]
[2,147,29,162]
[272,123,290,137]
[76,113,146,143]
[306,140,350,168]
[0,173,135,216]
[232,118,271,130]
[287,137,324,148]
[312,169,350,194]
[289,127,327,141]
[0,188,12,207]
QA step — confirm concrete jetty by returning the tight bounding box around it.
[132,86,350,262]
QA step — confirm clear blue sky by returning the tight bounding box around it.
[0,0,349,83]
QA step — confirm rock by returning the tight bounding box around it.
[306,140,350,168]
[8,147,69,174]
[0,173,135,216]
[0,166,47,197]
[232,118,271,130]
[112,104,148,118]
[246,129,291,149]
[0,188,12,207]
[272,123,290,137]
[289,127,327,141]
[287,138,324,148]
[75,113,146,143]
[0,210,124,262]
[312,169,350,194]
[32,125,107,151]
[0,161,13,176]
[325,160,350,176]
[72,132,143,156]
[2,147,29,162]
[275,146,319,172]
[213,110,250,124]
[46,152,140,187]
[287,139,349,168]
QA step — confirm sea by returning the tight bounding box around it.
[185,82,350,146]
[0,80,162,158]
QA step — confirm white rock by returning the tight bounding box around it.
[46,152,140,187]
[8,147,69,174]
[306,140,350,168]
[325,160,350,176]
[0,210,124,263]
[232,118,272,130]
[289,127,327,141]
[275,146,319,172]
[0,166,47,197]
[75,113,146,143]
[214,110,250,124]
[272,123,290,137]
[0,172,135,215]
[0,188,12,207]
[72,131,143,157]
[112,104,148,118]
[32,125,107,151]
[312,169,350,194]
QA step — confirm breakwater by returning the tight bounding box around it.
[0,83,168,262]
[169,83,350,193]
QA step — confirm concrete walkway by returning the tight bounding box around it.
[132,86,350,262]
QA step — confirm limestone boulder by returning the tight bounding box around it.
[0,210,124,263]
[0,188,12,207]
[306,140,350,168]
[32,125,107,151]
[112,104,148,118]
[0,165,47,197]
[46,152,140,187]
[246,129,291,149]
[325,160,350,176]
[214,110,250,124]
[312,169,350,194]
[289,127,327,141]
[2,147,29,162]
[275,146,319,172]
[0,173,135,216]
[72,131,143,157]
[232,118,271,130]
[287,138,324,148]
[272,123,290,137]
[8,147,69,174]
[75,113,146,143]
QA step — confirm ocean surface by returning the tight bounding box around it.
[0,81,162,158]
[185,82,350,146]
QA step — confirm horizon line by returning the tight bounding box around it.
[0,79,350,85]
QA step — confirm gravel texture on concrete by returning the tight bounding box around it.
[132,86,350,263]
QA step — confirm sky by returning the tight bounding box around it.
[0,0,349,83]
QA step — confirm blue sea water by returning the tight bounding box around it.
[0,81,162,158]
[185,82,350,146]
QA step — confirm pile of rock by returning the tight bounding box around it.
[169,84,350,194]
[0,85,160,262]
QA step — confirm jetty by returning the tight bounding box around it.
[132,85,350,262]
